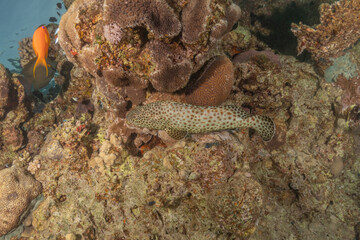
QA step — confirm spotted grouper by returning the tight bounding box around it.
[126,101,275,141]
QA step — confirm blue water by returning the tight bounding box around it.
[0,0,65,72]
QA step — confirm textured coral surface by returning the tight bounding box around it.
[0,166,42,236]
[0,0,360,239]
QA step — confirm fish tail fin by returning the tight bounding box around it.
[242,115,275,141]
[33,57,48,78]
[33,57,40,78]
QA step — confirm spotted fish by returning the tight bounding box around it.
[126,101,275,141]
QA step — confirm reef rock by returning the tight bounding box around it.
[0,166,42,237]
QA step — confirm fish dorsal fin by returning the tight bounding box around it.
[223,105,251,119]
[165,128,187,140]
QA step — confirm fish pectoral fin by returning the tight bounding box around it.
[165,129,187,140]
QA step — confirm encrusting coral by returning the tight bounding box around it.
[232,49,281,66]
[146,40,192,92]
[181,0,211,44]
[103,0,182,40]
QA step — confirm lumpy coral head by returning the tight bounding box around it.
[185,55,235,106]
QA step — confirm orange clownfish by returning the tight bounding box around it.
[32,26,50,78]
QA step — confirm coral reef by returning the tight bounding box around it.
[323,53,358,83]
[291,1,360,112]
[291,0,360,62]
[18,38,35,68]
[0,166,42,236]
[0,0,359,239]
[0,74,28,157]
[24,124,265,239]
[206,172,263,237]
[58,0,242,112]
[63,0,75,9]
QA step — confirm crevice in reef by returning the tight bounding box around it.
[249,1,324,58]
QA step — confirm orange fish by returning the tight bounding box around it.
[32,26,50,78]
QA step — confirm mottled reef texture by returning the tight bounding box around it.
[0,0,360,239]
[0,166,42,236]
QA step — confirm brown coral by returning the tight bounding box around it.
[103,0,181,39]
[0,166,42,236]
[95,76,128,117]
[185,55,234,106]
[146,40,192,92]
[58,0,100,71]
[2,126,24,151]
[291,0,360,61]
[181,0,211,44]
[58,0,241,94]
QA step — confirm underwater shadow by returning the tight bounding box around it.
[251,1,322,58]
